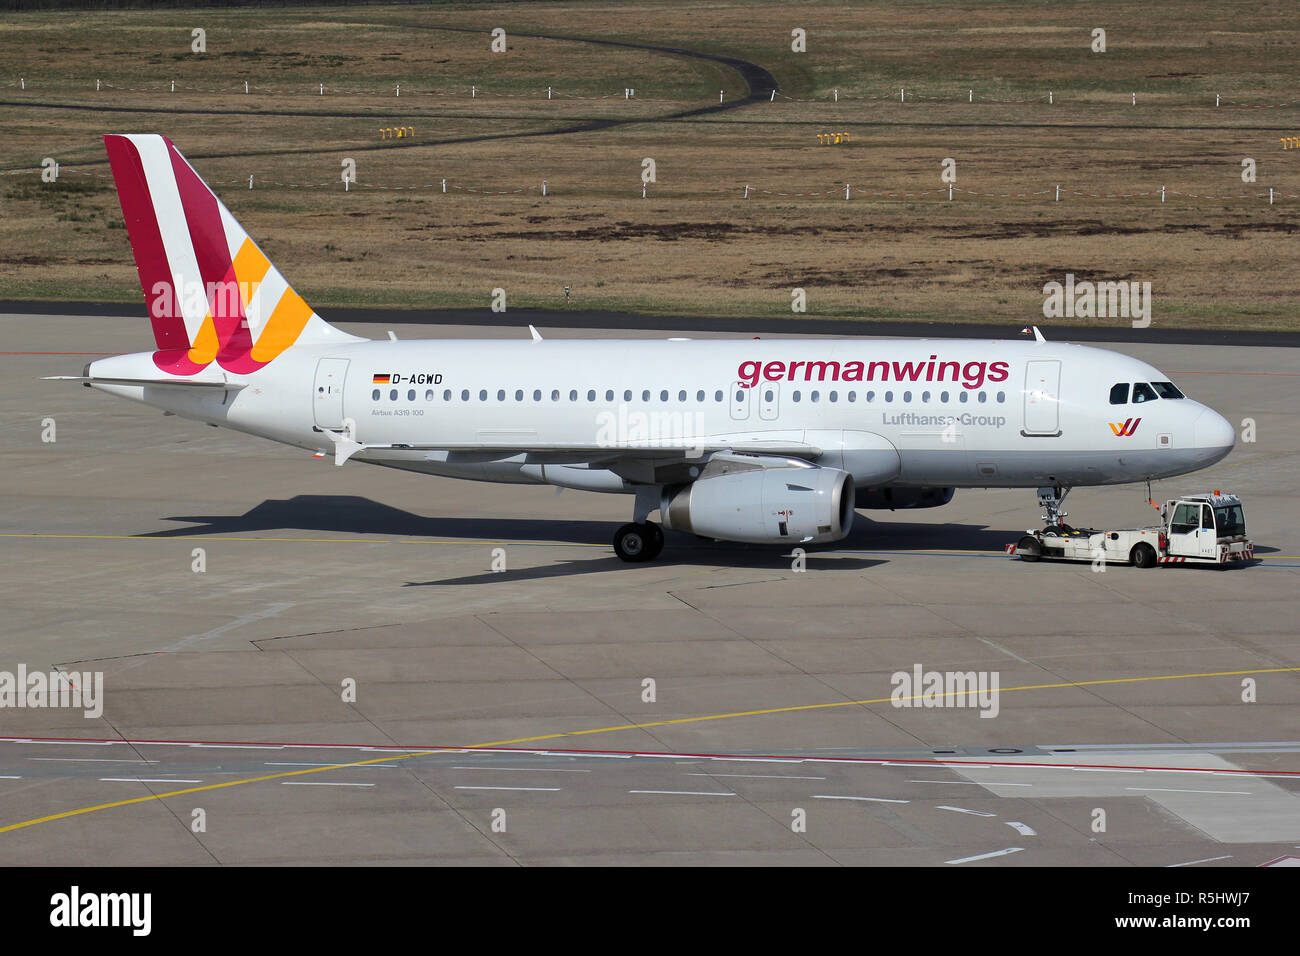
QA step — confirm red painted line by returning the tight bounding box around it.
[3,736,1297,777]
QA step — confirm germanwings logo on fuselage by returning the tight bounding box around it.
[1109,417,1142,436]
[737,356,1011,390]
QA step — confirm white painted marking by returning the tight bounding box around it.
[0,775,22,779]
[281,781,375,788]
[100,778,202,784]
[937,805,997,817]
[628,790,735,796]
[1005,821,1037,836]
[1127,787,1252,795]
[452,766,591,773]
[947,847,1024,864]
[909,779,1033,787]
[687,773,827,781]
[1070,767,1145,773]
[812,794,909,804]
[454,786,562,792]
[1167,855,1233,867]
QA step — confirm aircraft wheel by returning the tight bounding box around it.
[644,522,665,559]
[614,523,654,562]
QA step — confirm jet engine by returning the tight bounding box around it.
[660,462,854,544]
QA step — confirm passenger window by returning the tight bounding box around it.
[605,390,614,402]
[479,389,487,401]
[678,389,686,402]
[829,390,838,402]
[623,390,631,402]
[940,391,949,403]
[902,391,911,403]
[885,391,893,402]
[847,391,856,402]
[1109,383,1129,405]
[977,391,987,403]
[515,389,523,401]
[792,390,801,402]
[696,390,705,402]
[1132,382,1158,403]
[996,391,1005,403]
[661,390,670,402]
[551,389,560,401]
[921,391,930,403]
[1170,503,1199,535]
[533,389,541,401]
[866,391,875,402]
[587,390,596,402]
[425,389,434,401]
[569,389,578,402]
[959,391,968,404]
[443,389,452,401]
[371,389,380,401]
[407,389,415,401]
[714,390,724,402]
[811,390,819,403]
[497,389,506,401]
[642,390,650,402]
[391,389,399,401]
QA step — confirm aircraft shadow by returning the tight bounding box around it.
[139,494,1016,579]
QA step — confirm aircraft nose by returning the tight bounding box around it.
[1193,407,1235,456]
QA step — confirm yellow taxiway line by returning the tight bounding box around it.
[2,665,1298,835]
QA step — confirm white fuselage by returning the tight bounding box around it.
[87,336,1235,492]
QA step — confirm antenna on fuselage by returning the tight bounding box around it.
[529,325,544,341]
[1020,326,1046,343]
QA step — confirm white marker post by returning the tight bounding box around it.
[844,183,850,200]
[770,89,775,102]
[441,178,446,193]
[244,80,249,94]
[1048,91,1053,105]
[542,180,547,196]
[248,174,254,190]
[900,87,905,102]
[744,184,750,199]
[1055,184,1060,202]
[1161,185,1166,203]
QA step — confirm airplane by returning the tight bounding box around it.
[47,134,1236,562]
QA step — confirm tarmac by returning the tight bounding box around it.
[1,309,1297,865]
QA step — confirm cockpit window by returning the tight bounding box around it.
[1109,383,1129,405]
[1132,382,1158,403]
[1150,381,1184,399]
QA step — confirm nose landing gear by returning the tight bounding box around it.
[1037,484,1072,533]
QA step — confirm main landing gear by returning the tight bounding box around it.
[613,522,664,562]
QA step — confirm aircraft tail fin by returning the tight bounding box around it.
[103,133,359,374]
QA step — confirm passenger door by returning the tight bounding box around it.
[313,358,349,430]
[1022,360,1062,437]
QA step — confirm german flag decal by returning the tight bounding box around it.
[372,373,390,384]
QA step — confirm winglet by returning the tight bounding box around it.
[529,325,543,341]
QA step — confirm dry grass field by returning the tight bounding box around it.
[2,1,1300,328]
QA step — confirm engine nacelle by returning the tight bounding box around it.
[661,465,854,545]
[854,486,955,510]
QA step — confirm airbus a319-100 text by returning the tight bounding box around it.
[47,134,1236,562]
